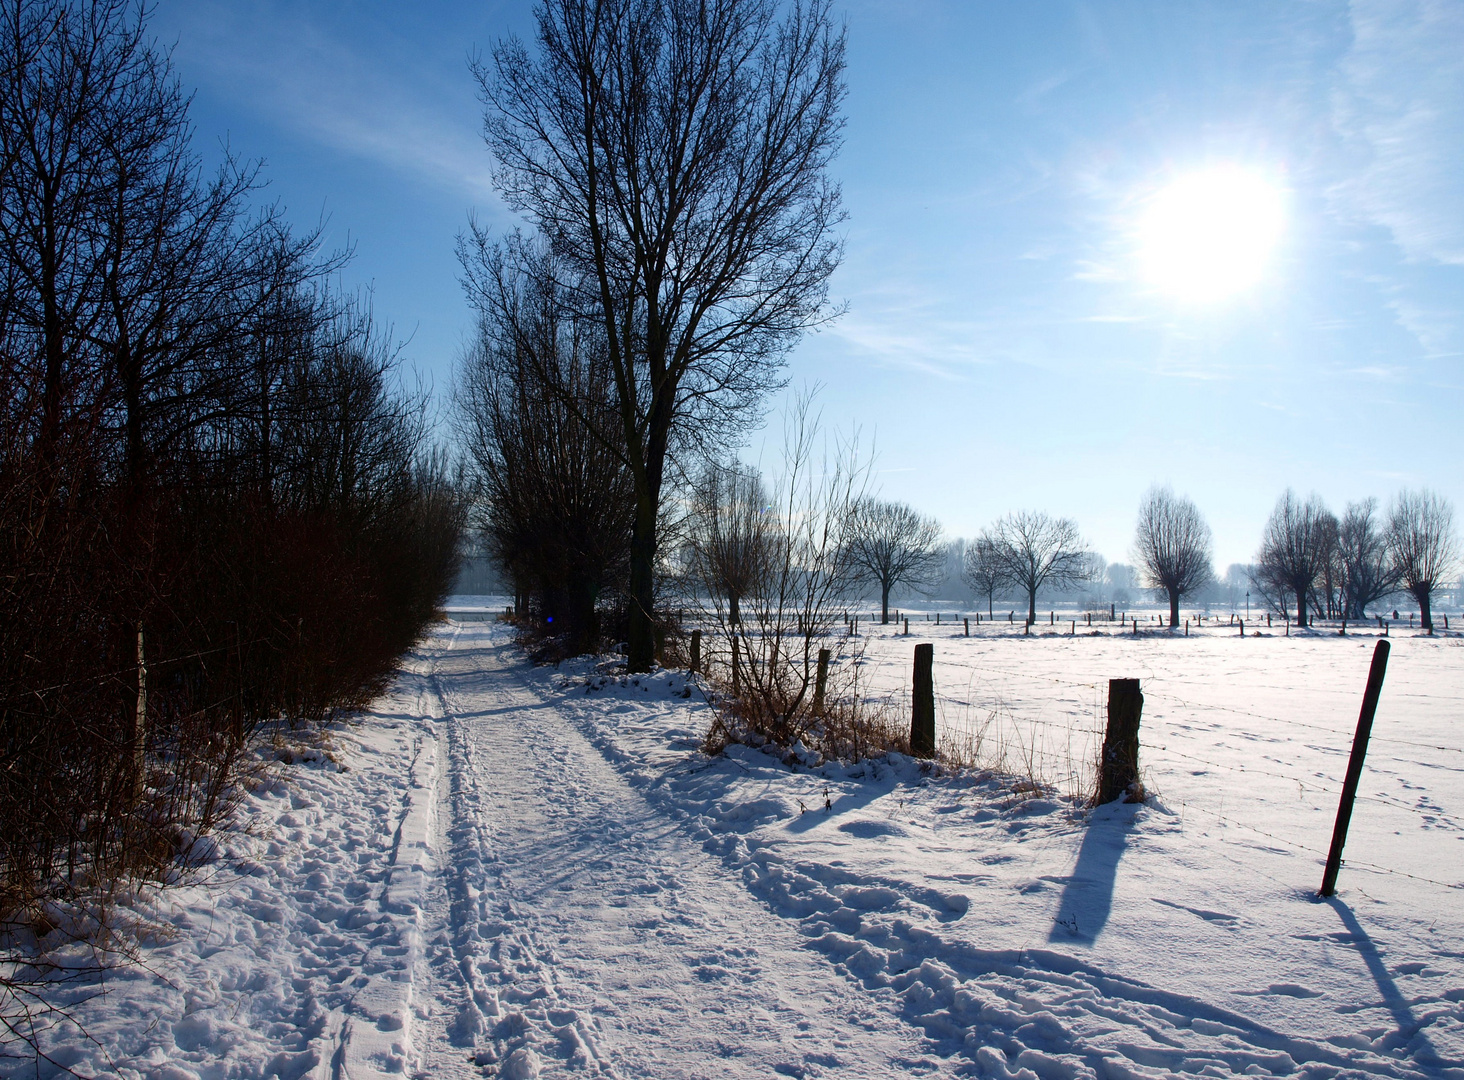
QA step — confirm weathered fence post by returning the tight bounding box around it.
[964,617,970,637]
[1320,639,1390,897]
[1071,619,1075,635]
[911,643,935,757]
[1110,603,1115,621]
[1132,617,1137,635]
[1239,618,1244,636]
[690,629,702,674]
[904,617,909,636]
[814,647,831,715]
[1097,678,1143,803]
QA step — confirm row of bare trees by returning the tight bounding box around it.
[1,0,464,991]
[1254,488,1456,629]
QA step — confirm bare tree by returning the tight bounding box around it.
[687,460,778,628]
[1387,489,1456,631]
[475,0,847,672]
[1255,490,1331,627]
[961,532,1007,618]
[843,498,943,623]
[1132,486,1214,628]
[455,244,634,650]
[1337,498,1397,620]
[702,394,867,745]
[986,511,1088,624]
[1312,510,1341,619]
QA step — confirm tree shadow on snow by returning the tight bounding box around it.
[1046,805,1138,943]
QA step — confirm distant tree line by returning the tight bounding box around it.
[0,0,463,970]
[1253,488,1456,629]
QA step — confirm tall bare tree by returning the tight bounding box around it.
[476,0,847,671]
[961,532,1007,618]
[1387,489,1456,631]
[986,510,1088,624]
[1337,498,1397,620]
[843,498,942,623]
[1255,489,1331,627]
[1132,485,1214,628]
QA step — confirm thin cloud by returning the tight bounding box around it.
[1331,0,1464,266]
[167,3,498,202]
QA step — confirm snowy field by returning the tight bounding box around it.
[12,605,1463,1078]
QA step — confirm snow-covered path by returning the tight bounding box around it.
[411,623,944,1078]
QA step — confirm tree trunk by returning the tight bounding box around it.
[881,583,890,624]
[1027,588,1037,625]
[1295,585,1308,628]
[1416,587,1433,631]
[1169,588,1180,630]
[627,502,657,671]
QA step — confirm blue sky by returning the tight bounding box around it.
[153,1,1463,568]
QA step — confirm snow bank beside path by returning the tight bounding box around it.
[8,647,448,1079]
[525,625,1464,1079]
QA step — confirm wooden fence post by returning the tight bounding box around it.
[814,647,831,715]
[690,629,702,673]
[1320,640,1390,897]
[1239,618,1244,636]
[964,617,969,636]
[911,643,935,757]
[904,617,909,636]
[1097,678,1143,803]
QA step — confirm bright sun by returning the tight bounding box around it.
[1136,166,1286,303]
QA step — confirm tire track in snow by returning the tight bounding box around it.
[415,624,950,1079]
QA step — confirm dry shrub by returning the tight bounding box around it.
[700,634,913,764]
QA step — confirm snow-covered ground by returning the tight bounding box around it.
[13,607,1463,1078]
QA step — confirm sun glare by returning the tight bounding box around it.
[1136,166,1286,303]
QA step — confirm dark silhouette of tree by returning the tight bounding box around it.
[962,532,1007,618]
[1387,489,1456,632]
[1337,498,1397,620]
[1132,485,1213,628]
[1255,489,1330,627]
[475,0,847,671]
[456,242,634,651]
[843,498,942,623]
[986,511,1087,625]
